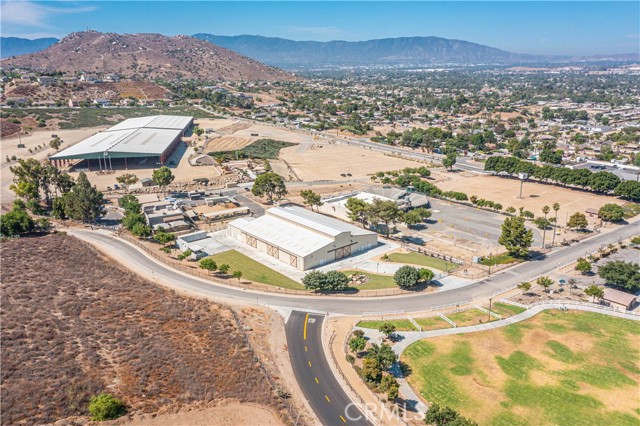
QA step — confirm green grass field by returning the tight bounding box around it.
[403,310,640,426]
[478,252,520,266]
[341,270,397,290]
[208,250,302,290]
[486,302,527,318]
[386,252,452,271]
[445,308,498,327]
[357,319,418,331]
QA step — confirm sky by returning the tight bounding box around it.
[1,1,639,56]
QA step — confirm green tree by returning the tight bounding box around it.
[0,202,34,237]
[614,180,640,201]
[551,202,560,247]
[302,270,349,291]
[251,172,288,203]
[378,322,397,339]
[88,393,126,421]
[424,403,478,426]
[366,198,402,237]
[153,230,175,246]
[345,197,368,226]
[300,189,323,212]
[442,152,457,171]
[536,276,554,292]
[419,268,435,283]
[498,216,533,258]
[193,126,204,137]
[380,374,400,401]
[567,212,589,230]
[199,258,218,275]
[131,222,151,237]
[151,166,175,193]
[402,207,432,228]
[349,336,366,354]
[541,205,550,248]
[598,203,625,222]
[394,265,420,288]
[584,284,605,302]
[64,172,103,222]
[575,258,592,275]
[218,263,230,274]
[116,173,139,188]
[517,281,532,294]
[49,137,62,150]
[366,343,398,370]
[232,270,243,282]
[598,260,640,292]
[361,357,383,382]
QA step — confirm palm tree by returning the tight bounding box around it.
[541,205,550,249]
[551,203,560,247]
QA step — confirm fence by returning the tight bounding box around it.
[119,233,444,298]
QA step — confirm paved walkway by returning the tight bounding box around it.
[356,303,640,414]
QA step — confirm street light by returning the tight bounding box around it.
[488,298,493,322]
[488,252,493,276]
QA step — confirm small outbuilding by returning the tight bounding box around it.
[602,288,637,311]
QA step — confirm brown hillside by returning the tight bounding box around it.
[1,31,296,81]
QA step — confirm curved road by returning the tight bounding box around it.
[74,222,637,315]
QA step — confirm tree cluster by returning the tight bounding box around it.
[302,270,350,291]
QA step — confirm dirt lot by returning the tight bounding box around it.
[278,142,428,181]
[431,169,624,226]
[0,234,290,426]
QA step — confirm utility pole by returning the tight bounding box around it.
[488,298,493,322]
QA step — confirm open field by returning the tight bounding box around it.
[0,234,286,426]
[357,316,453,332]
[208,250,302,289]
[386,251,451,271]
[445,308,498,327]
[278,142,427,181]
[432,169,625,226]
[208,136,255,152]
[403,310,640,426]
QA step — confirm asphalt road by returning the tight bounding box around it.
[74,221,638,315]
[286,311,371,426]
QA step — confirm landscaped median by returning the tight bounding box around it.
[401,310,640,426]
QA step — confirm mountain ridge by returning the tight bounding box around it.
[0,31,296,81]
[1,37,59,59]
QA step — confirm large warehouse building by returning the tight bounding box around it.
[228,205,378,271]
[50,115,194,169]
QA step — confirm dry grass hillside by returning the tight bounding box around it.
[0,233,289,425]
[2,31,296,81]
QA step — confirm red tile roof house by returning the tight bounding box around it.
[602,287,637,311]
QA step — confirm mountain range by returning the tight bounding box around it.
[0,31,295,81]
[2,33,638,70]
[1,37,59,59]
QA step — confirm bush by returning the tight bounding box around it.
[88,393,125,421]
[346,354,355,364]
[302,270,349,291]
[394,265,420,288]
[598,203,625,222]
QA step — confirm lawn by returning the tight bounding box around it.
[485,302,527,318]
[387,252,452,271]
[478,252,520,266]
[415,316,454,331]
[402,310,640,426]
[445,308,497,327]
[208,250,302,290]
[357,319,418,331]
[341,270,397,290]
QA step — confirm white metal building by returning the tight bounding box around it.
[50,115,194,167]
[227,205,378,270]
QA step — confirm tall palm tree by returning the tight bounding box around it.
[551,203,560,247]
[541,205,550,249]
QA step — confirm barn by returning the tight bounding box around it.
[49,115,194,169]
[227,205,378,271]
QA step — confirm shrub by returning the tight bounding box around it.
[394,265,420,288]
[88,393,125,421]
[598,203,625,222]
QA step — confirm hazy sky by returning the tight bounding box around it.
[1,1,639,56]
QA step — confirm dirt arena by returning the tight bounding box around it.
[207,136,255,152]
[431,169,625,226]
[277,142,428,181]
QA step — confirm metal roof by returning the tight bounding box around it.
[229,206,375,257]
[50,115,192,160]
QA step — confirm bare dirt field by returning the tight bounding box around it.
[207,136,255,152]
[0,233,289,426]
[431,169,624,226]
[116,402,283,426]
[278,142,428,181]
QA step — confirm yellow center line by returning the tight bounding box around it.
[315,377,319,384]
[303,313,309,340]
[308,361,312,367]
[325,395,331,402]
[340,415,347,423]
